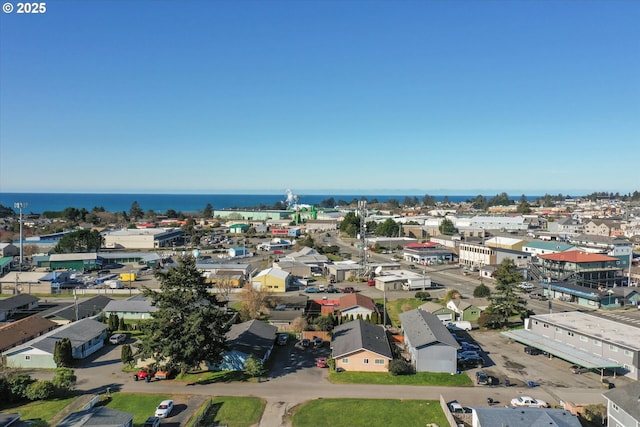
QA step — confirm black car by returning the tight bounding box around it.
[524,346,543,355]
[476,370,489,385]
[458,356,484,369]
[143,417,161,427]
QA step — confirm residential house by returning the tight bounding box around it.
[280,247,329,266]
[0,315,58,352]
[213,319,277,371]
[338,293,379,321]
[446,298,485,323]
[196,262,252,288]
[502,312,640,381]
[331,320,393,372]
[44,295,112,325]
[2,318,108,369]
[251,268,293,293]
[399,308,459,373]
[0,294,39,322]
[102,296,158,320]
[56,407,134,427]
[603,381,640,427]
[547,217,583,236]
[471,407,582,427]
[418,301,455,324]
[584,219,624,237]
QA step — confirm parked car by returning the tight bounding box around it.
[109,333,126,345]
[448,402,470,414]
[530,292,548,301]
[460,341,480,351]
[342,287,355,293]
[301,338,310,348]
[476,370,489,385]
[524,346,543,355]
[304,287,320,293]
[457,356,484,369]
[570,365,590,374]
[313,336,323,347]
[277,333,289,346]
[458,350,482,359]
[367,279,376,286]
[510,396,549,408]
[133,369,155,382]
[316,357,328,368]
[143,417,161,427]
[518,282,535,291]
[155,400,174,418]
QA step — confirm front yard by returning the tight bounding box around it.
[0,397,76,427]
[329,370,472,386]
[104,392,172,426]
[292,398,448,427]
[202,396,265,427]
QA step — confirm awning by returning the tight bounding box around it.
[502,329,622,369]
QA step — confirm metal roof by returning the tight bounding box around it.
[501,330,622,369]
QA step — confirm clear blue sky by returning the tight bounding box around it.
[1,0,638,195]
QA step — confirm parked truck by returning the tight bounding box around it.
[402,277,432,291]
[105,280,124,289]
[119,272,137,282]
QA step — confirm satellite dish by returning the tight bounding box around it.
[192,249,201,259]
[375,266,383,275]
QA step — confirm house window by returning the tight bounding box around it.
[624,350,633,357]
[363,358,369,364]
[580,336,588,342]
[374,359,385,365]
[342,358,349,364]
[25,355,30,360]
[593,340,602,347]
[609,345,618,352]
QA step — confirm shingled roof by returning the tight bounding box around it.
[331,320,392,359]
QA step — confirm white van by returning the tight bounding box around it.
[109,334,126,344]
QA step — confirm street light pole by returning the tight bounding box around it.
[14,202,28,271]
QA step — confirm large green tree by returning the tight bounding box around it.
[339,211,360,237]
[483,260,528,328]
[439,218,456,235]
[129,201,144,222]
[137,256,229,375]
[375,218,400,237]
[53,338,72,367]
[54,229,104,253]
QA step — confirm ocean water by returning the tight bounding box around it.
[0,193,537,214]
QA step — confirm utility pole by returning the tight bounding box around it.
[14,202,28,271]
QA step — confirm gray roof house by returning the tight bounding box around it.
[56,407,133,427]
[103,295,158,320]
[399,308,460,373]
[603,381,640,427]
[0,294,39,322]
[332,320,393,372]
[2,318,108,369]
[44,295,112,324]
[471,407,582,427]
[211,319,277,371]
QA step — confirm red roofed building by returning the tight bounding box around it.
[339,293,379,321]
[537,250,623,289]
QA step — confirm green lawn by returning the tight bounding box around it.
[292,398,448,427]
[329,370,472,386]
[104,392,172,427]
[0,397,76,427]
[203,396,265,427]
[382,298,424,326]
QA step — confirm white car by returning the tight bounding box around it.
[510,396,549,408]
[155,400,174,418]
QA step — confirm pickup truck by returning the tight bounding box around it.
[530,292,547,301]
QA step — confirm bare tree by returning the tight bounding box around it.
[239,284,270,320]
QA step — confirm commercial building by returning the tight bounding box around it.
[102,228,183,249]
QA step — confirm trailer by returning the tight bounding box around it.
[402,277,432,291]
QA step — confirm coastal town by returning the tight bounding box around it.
[1,192,640,427]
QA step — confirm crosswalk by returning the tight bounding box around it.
[597,311,640,327]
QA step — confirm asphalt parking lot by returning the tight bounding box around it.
[269,335,331,382]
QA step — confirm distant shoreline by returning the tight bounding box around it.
[1,192,543,214]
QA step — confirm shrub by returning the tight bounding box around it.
[26,381,55,400]
[52,368,77,396]
[8,374,34,401]
[415,291,431,301]
[473,283,491,298]
[121,344,133,365]
[389,359,414,376]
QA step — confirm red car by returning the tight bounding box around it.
[367,280,375,286]
[316,357,328,368]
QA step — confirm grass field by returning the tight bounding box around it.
[382,297,425,326]
[291,398,448,427]
[0,397,76,427]
[203,396,265,427]
[104,392,172,426]
[175,370,250,385]
[329,370,472,386]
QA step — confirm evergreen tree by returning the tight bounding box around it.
[137,256,230,375]
[121,344,133,365]
[54,338,72,367]
[439,218,456,235]
[473,283,491,298]
[484,260,528,328]
[129,201,144,221]
[108,314,119,332]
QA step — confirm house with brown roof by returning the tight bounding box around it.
[338,293,379,321]
[0,315,58,353]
